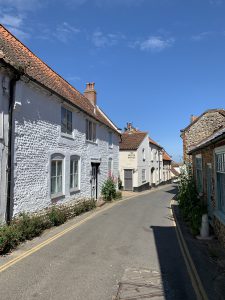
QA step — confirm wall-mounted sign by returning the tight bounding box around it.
[128,152,135,159]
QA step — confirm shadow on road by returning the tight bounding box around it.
[150,225,196,300]
[163,185,178,195]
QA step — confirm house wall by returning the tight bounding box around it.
[163,161,171,183]
[119,150,138,189]
[192,139,225,249]
[0,70,10,223]
[182,111,225,163]
[149,144,163,186]
[136,135,150,190]
[10,78,119,217]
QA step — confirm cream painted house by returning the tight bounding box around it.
[119,124,150,191]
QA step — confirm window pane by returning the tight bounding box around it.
[57,161,62,176]
[67,110,72,134]
[51,177,57,194]
[57,175,62,193]
[86,120,89,140]
[89,121,92,141]
[61,107,67,133]
[51,161,56,177]
[93,123,96,142]
[70,173,74,189]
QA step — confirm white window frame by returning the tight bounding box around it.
[51,154,65,198]
[61,106,72,135]
[86,119,97,142]
[215,146,225,216]
[70,155,80,192]
[108,157,113,177]
[142,169,146,183]
[195,154,203,194]
[108,132,113,148]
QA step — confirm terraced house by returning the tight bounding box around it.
[0,25,120,223]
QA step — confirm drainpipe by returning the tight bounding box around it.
[6,72,21,223]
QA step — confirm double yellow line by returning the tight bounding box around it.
[0,190,151,274]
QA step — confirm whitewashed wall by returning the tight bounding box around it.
[149,144,163,186]
[11,79,119,216]
[0,71,10,223]
[136,135,150,187]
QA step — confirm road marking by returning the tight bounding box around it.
[0,187,162,274]
[170,200,208,300]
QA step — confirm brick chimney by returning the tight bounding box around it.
[190,115,198,123]
[84,82,97,106]
[127,122,132,131]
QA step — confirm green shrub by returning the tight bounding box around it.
[115,191,122,200]
[118,177,123,190]
[0,224,21,254]
[101,177,117,201]
[47,207,67,226]
[177,173,207,236]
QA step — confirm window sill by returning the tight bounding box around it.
[61,132,74,140]
[214,210,225,226]
[86,140,98,145]
[51,192,64,200]
[70,188,80,194]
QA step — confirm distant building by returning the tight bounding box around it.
[162,151,172,183]
[148,137,163,186]
[119,124,150,191]
[180,109,225,163]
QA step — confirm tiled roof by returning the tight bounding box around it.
[148,137,162,149]
[119,131,148,150]
[171,167,179,177]
[163,151,172,161]
[0,25,119,134]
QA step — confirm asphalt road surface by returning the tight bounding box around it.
[0,185,196,300]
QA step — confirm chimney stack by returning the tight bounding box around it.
[127,122,132,131]
[190,115,198,124]
[84,82,97,106]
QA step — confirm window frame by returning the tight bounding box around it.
[215,146,225,215]
[142,169,146,183]
[70,155,80,192]
[50,154,64,199]
[86,119,97,143]
[108,131,113,149]
[61,106,72,136]
[195,154,203,194]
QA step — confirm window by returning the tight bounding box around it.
[86,119,96,142]
[51,155,63,196]
[142,169,146,183]
[196,155,203,193]
[70,156,80,190]
[216,151,225,213]
[108,158,113,176]
[61,107,72,135]
[108,132,113,148]
[142,148,146,161]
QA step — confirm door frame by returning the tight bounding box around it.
[91,163,99,199]
[124,169,133,191]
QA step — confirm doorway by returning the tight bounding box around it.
[91,163,99,199]
[124,169,133,191]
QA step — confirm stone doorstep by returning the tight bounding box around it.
[115,268,165,300]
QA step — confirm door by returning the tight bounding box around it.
[124,169,133,191]
[207,164,213,223]
[91,164,99,199]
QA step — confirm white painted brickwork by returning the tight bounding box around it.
[11,79,119,216]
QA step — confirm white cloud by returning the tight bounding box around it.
[0,0,44,12]
[191,31,213,41]
[6,26,30,39]
[209,0,223,5]
[52,22,80,43]
[132,36,175,52]
[92,30,126,48]
[0,13,30,40]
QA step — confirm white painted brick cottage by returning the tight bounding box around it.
[0,25,120,223]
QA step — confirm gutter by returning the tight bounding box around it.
[6,71,21,223]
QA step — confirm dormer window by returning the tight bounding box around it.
[61,107,72,135]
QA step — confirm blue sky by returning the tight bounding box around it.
[1,0,225,161]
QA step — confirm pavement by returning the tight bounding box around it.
[0,185,196,300]
[172,201,225,300]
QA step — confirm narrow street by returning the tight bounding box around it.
[0,185,196,300]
